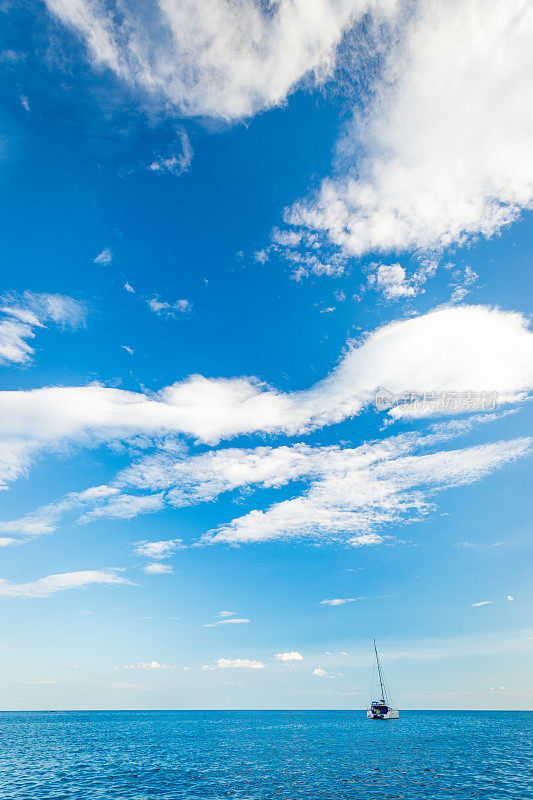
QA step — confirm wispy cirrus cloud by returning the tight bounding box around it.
[0,568,130,599]
[93,248,112,265]
[338,631,533,665]
[2,417,530,549]
[147,297,192,316]
[0,305,532,495]
[78,492,165,523]
[143,563,173,575]
[149,129,193,176]
[201,436,531,545]
[0,291,86,366]
[1,305,532,549]
[319,598,360,606]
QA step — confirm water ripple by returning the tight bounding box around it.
[0,711,531,800]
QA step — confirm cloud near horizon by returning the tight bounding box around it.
[122,661,178,670]
[203,658,264,670]
[274,652,304,662]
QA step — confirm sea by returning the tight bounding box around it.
[0,710,531,799]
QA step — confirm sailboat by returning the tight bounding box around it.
[367,639,399,719]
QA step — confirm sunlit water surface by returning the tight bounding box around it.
[0,711,531,799]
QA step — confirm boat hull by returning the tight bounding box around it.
[367,708,399,719]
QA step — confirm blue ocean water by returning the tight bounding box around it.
[0,711,531,799]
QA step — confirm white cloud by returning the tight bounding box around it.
[310,665,345,680]
[147,297,192,316]
[0,439,36,492]
[78,492,165,523]
[0,568,130,599]
[108,682,151,691]
[150,129,193,176]
[1,305,532,546]
[274,651,304,662]
[93,248,112,265]
[121,345,134,355]
[0,484,118,536]
[367,260,438,301]
[0,291,86,366]
[506,595,514,601]
[44,0,398,121]
[27,679,59,685]
[203,437,531,545]
[218,611,235,618]
[0,318,36,364]
[204,618,250,627]
[134,539,181,559]
[284,0,533,260]
[449,265,478,303]
[122,661,177,670]
[319,598,358,605]
[124,282,135,294]
[472,601,492,607]
[350,532,384,547]
[1,305,532,489]
[143,563,174,575]
[213,658,264,669]
[368,263,415,300]
[3,413,530,549]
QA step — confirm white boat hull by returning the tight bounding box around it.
[367,708,399,719]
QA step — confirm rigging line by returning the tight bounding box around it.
[374,639,387,702]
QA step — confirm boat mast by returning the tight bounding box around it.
[374,639,387,703]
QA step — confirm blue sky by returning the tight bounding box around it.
[0,0,532,710]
